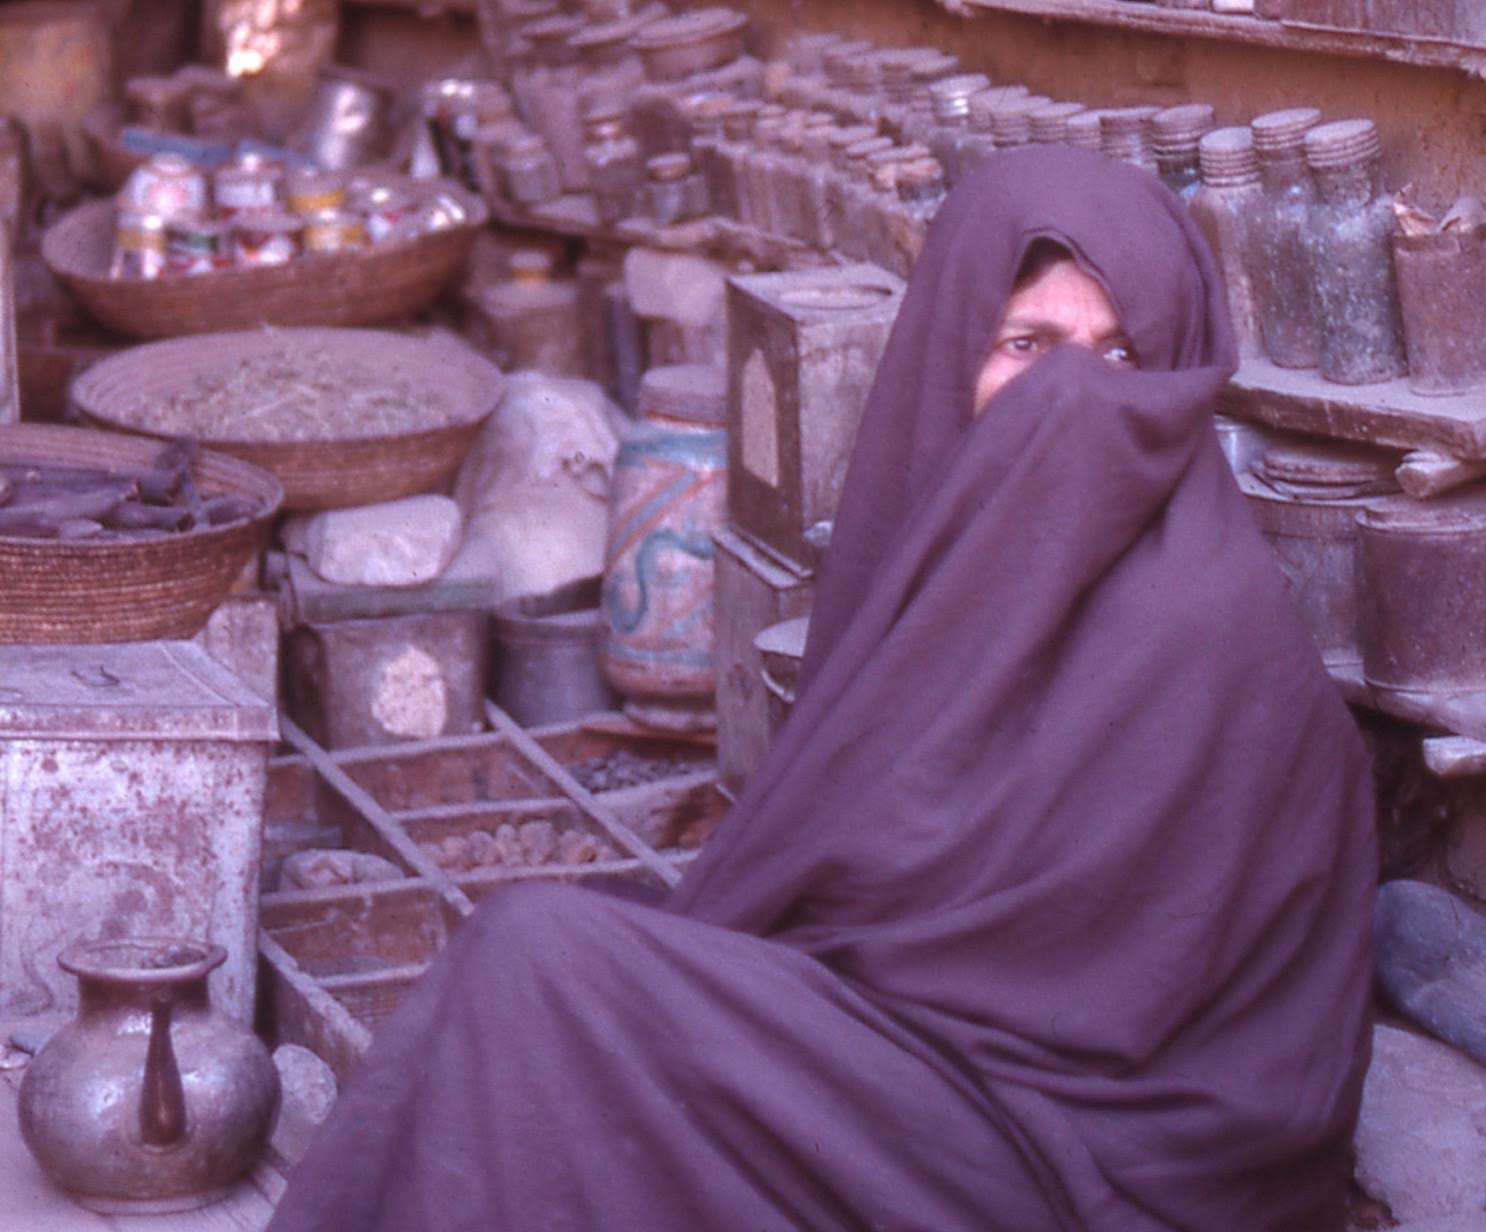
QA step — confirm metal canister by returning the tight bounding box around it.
[301,209,367,254]
[165,216,233,276]
[1358,497,1486,696]
[121,154,209,220]
[231,212,302,268]
[286,170,347,216]
[214,162,280,218]
[108,210,167,280]
[1238,439,1399,666]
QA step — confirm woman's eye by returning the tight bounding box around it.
[1001,336,1041,357]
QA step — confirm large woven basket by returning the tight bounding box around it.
[42,183,487,340]
[0,423,283,644]
[71,327,504,512]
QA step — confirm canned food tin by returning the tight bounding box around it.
[109,210,168,280]
[232,212,302,267]
[286,170,347,215]
[301,208,367,253]
[122,153,210,220]
[214,164,280,217]
[358,185,415,243]
[166,216,234,276]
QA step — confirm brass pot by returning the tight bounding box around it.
[18,937,280,1214]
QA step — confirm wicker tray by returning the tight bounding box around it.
[70,327,503,512]
[41,183,487,340]
[0,423,283,644]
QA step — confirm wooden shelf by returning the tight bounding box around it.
[1221,358,1486,461]
[961,0,1486,74]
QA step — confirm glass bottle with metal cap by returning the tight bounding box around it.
[925,73,990,188]
[1248,107,1323,369]
[582,99,643,226]
[1302,118,1407,385]
[1151,103,1215,199]
[1190,126,1265,359]
[1029,101,1087,146]
[1100,107,1159,170]
[1064,109,1107,152]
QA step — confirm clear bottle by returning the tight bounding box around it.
[498,130,562,206]
[1189,126,1265,359]
[681,92,733,218]
[1248,107,1323,369]
[822,124,877,253]
[739,108,788,232]
[1029,100,1087,146]
[864,144,928,267]
[1302,119,1407,385]
[797,121,841,250]
[644,153,693,226]
[1151,103,1214,199]
[1100,107,1159,170]
[925,73,990,188]
[834,136,894,261]
[582,101,643,226]
[709,101,760,220]
[887,156,946,277]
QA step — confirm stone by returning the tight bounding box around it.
[1354,1023,1486,1221]
[271,1044,338,1166]
[299,495,464,588]
[1376,879,1486,1065]
[279,849,406,891]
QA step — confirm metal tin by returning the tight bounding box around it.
[121,153,209,220]
[359,185,415,243]
[1358,498,1486,695]
[213,163,280,217]
[0,639,276,1023]
[490,580,618,728]
[165,216,232,276]
[1392,227,1486,396]
[713,524,814,796]
[109,209,167,280]
[1239,440,1399,666]
[301,208,367,254]
[286,170,347,215]
[231,211,302,268]
[726,265,905,571]
[286,611,489,750]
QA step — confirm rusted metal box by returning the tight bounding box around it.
[0,640,276,1023]
[280,554,491,751]
[713,523,814,797]
[726,264,903,571]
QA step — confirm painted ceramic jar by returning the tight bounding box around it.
[18,938,279,1214]
[601,363,727,731]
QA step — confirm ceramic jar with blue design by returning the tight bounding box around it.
[601,363,727,730]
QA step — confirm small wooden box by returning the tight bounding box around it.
[726,264,903,572]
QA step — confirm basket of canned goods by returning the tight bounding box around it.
[41,152,487,340]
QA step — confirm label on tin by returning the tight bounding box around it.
[740,348,780,487]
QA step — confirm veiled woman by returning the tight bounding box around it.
[266,144,1376,1232]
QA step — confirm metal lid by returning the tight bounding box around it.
[628,7,747,50]
[822,39,876,85]
[1251,107,1322,155]
[908,50,961,83]
[1151,103,1215,155]
[1255,441,1399,497]
[1304,118,1381,171]
[968,84,1030,131]
[646,152,692,182]
[636,363,727,425]
[1358,498,1486,534]
[990,94,1051,145]
[1064,109,1106,150]
[928,73,991,122]
[1197,126,1259,185]
[1029,100,1086,144]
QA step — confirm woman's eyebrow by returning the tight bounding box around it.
[996,315,1068,335]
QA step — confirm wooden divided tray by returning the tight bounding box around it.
[258,708,725,1082]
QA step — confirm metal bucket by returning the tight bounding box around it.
[490,577,617,727]
[1240,439,1398,666]
[1358,497,1486,696]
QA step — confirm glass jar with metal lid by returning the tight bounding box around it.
[1249,107,1324,370]
[1152,103,1214,199]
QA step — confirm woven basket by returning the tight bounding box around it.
[0,423,283,645]
[42,184,487,340]
[71,327,503,512]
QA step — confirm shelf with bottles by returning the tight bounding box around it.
[958,0,1486,74]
